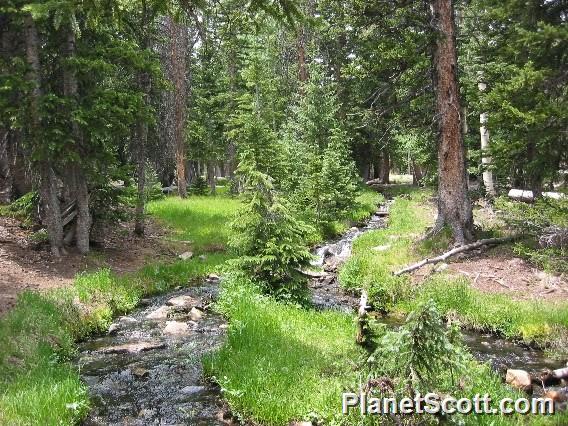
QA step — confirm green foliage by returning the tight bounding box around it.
[190,176,209,196]
[0,191,39,225]
[368,300,467,392]
[280,64,360,229]
[401,275,568,350]
[228,156,313,299]
[495,197,568,273]
[495,196,568,234]
[205,272,363,426]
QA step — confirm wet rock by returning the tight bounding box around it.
[138,298,152,306]
[506,369,532,392]
[178,251,193,260]
[163,321,190,335]
[107,323,120,335]
[180,385,206,396]
[118,316,137,323]
[190,307,204,321]
[167,295,198,309]
[146,306,171,320]
[132,367,150,378]
[207,273,220,282]
[100,341,166,354]
[372,244,391,252]
[138,408,156,418]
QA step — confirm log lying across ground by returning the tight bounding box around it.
[393,236,519,276]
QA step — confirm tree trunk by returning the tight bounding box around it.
[430,0,473,245]
[134,101,148,236]
[63,25,91,254]
[25,14,64,256]
[207,161,216,195]
[380,147,390,184]
[0,130,12,204]
[478,78,496,197]
[168,17,188,199]
[134,2,149,236]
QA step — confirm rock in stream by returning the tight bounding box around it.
[78,282,231,425]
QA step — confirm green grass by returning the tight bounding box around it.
[147,195,242,252]
[339,187,568,347]
[205,274,364,426]
[0,195,238,425]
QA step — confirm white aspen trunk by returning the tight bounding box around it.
[478,79,496,196]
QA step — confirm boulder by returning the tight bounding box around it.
[146,306,172,320]
[163,321,190,335]
[190,307,204,321]
[167,295,198,309]
[132,367,150,378]
[506,369,532,392]
[178,251,193,261]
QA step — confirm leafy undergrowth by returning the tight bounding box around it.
[340,188,568,347]
[0,195,237,425]
[205,273,364,426]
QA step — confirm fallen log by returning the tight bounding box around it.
[393,236,518,276]
[356,290,369,346]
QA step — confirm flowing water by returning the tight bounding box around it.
[77,280,232,425]
[78,203,565,424]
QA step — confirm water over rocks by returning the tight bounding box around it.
[78,280,232,425]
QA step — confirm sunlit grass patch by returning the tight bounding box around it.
[205,274,364,425]
[147,195,242,252]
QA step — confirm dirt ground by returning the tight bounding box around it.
[0,216,185,316]
[412,244,568,302]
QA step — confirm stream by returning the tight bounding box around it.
[77,203,565,424]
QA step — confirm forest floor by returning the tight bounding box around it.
[0,215,189,315]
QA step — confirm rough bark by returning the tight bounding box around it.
[134,101,148,236]
[430,0,473,244]
[25,14,64,256]
[168,17,188,198]
[63,25,91,254]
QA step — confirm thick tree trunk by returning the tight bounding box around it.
[63,25,91,254]
[168,17,188,199]
[430,0,473,245]
[25,14,64,256]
